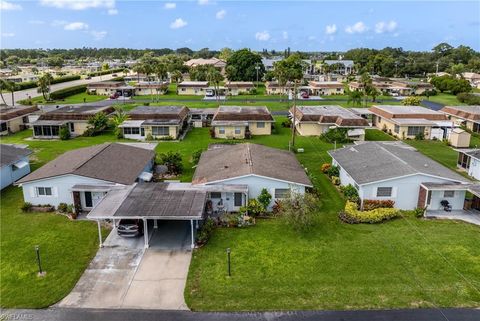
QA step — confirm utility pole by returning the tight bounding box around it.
[291,80,298,149]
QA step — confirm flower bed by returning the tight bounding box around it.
[339,201,400,224]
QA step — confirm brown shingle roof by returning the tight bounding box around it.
[192,143,312,187]
[212,106,274,122]
[128,105,189,121]
[16,143,154,185]
[0,106,39,121]
[441,105,480,121]
[1,144,32,167]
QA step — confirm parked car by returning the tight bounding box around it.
[109,92,120,99]
[301,91,309,99]
[117,219,144,237]
[112,73,118,77]
[85,76,92,80]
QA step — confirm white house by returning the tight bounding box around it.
[457,149,480,180]
[16,143,155,211]
[1,144,32,190]
[192,143,313,212]
[329,141,471,211]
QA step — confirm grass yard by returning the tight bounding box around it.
[365,128,396,141]
[421,93,465,106]
[24,92,105,105]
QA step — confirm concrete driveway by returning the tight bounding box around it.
[59,222,192,310]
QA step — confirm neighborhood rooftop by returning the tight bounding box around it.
[441,105,480,121]
[16,143,154,185]
[38,105,114,121]
[0,144,31,167]
[329,141,469,185]
[213,106,274,122]
[127,105,189,122]
[370,105,447,119]
[292,105,369,127]
[0,105,39,121]
[192,143,312,186]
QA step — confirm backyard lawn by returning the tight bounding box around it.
[421,93,465,106]
[365,128,396,141]
[405,140,464,173]
[22,92,106,105]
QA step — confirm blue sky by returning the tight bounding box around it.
[1,0,479,51]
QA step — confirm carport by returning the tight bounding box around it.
[87,183,207,249]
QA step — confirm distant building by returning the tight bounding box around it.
[441,105,480,133]
[323,60,355,75]
[177,81,209,96]
[184,58,226,73]
[0,105,39,135]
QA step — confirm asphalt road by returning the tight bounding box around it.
[4,74,116,106]
[1,308,479,321]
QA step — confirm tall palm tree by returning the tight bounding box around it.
[359,72,373,107]
[171,70,183,84]
[37,72,54,102]
[110,106,130,138]
[0,79,16,106]
[207,66,224,101]
[154,62,168,100]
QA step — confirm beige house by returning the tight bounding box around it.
[0,105,39,135]
[211,106,274,139]
[307,81,344,96]
[369,105,452,140]
[290,105,369,138]
[225,82,255,96]
[177,81,209,96]
[119,105,190,140]
[449,128,471,148]
[184,58,227,73]
[134,81,169,96]
[32,105,115,139]
[87,81,125,96]
[265,81,292,95]
[461,72,480,89]
[441,105,480,133]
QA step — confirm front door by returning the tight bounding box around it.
[234,193,243,207]
[84,192,93,208]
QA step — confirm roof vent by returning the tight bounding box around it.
[424,163,428,167]
[224,165,229,169]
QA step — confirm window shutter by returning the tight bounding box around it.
[30,186,36,198]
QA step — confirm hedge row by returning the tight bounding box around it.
[12,75,81,91]
[49,85,87,100]
[87,68,125,77]
[339,201,400,224]
[51,75,81,84]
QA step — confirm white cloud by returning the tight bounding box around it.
[51,20,67,26]
[107,8,118,15]
[282,31,288,40]
[308,35,316,41]
[170,18,187,29]
[374,20,398,34]
[64,22,89,30]
[0,1,22,11]
[91,30,107,40]
[255,31,270,41]
[164,2,176,9]
[40,0,115,10]
[29,20,45,25]
[345,21,368,34]
[198,0,210,5]
[216,9,226,19]
[325,24,337,35]
[1,32,15,37]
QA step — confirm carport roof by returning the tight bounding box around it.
[88,183,207,220]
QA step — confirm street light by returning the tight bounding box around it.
[226,248,231,277]
[35,245,46,277]
[255,65,260,89]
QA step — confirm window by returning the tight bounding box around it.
[131,127,140,135]
[234,127,242,135]
[69,122,75,132]
[407,126,425,136]
[234,193,243,207]
[274,188,290,199]
[141,128,145,136]
[210,192,221,199]
[1,122,7,132]
[376,187,393,197]
[123,127,131,135]
[51,126,59,136]
[444,190,455,198]
[219,127,225,134]
[34,126,42,136]
[394,124,400,134]
[37,187,52,196]
[152,126,169,136]
[257,122,265,128]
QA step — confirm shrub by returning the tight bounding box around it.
[331,176,340,185]
[87,68,124,77]
[50,85,87,100]
[86,112,109,136]
[21,202,33,212]
[281,119,292,128]
[402,96,422,106]
[413,207,425,218]
[415,131,425,140]
[457,92,480,105]
[50,75,81,85]
[362,199,395,211]
[191,149,203,164]
[340,184,359,202]
[57,203,69,213]
[143,102,150,106]
[339,201,400,224]
[157,151,183,174]
[326,165,339,178]
[320,127,350,143]
[277,192,320,232]
[59,126,70,140]
[239,199,264,217]
[321,163,331,173]
[257,188,272,211]
[196,218,216,245]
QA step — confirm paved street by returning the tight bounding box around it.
[1,308,479,321]
[4,73,116,105]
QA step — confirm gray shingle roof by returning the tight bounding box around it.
[16,143,154,185]
[329,142,469,185]
[0,144,32,167]
[192,143,312,187]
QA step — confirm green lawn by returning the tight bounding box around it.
[365,128,396,141]
[405,140,464,173]
[23,92,105,105]
[421,93,465,106]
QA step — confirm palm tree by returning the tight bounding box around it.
[346,89,362,106]
[110,106,130,138]
[171,70,183,84]
[0,79,16,106]
[154,62,168,101]
[207,66,224,101]
[37,73,54,102]
[359,72,373,107]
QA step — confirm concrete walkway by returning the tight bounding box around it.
[426,210,480,226]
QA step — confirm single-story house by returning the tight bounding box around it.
[329,141,471,211]
[177,81,209,95]
[134,81,169,96]
[369,105,454,140]
[16,143,155,211]
[1,144,31,190]
[6,73,38,83]
[441,105,480,133]
[290,105,369,138]
[87,81,125,96]
[119,105,189,140]
[0,105,39,135]
[225,81,255,96]
[461,72,480,89]
[184,58,226,73]
[32,105,115,139]
[306,81,344,96]
[457,149,480,180]
[189,108,217,127]
[211,105,274,139]
[348,81,391,93]
[192,143,313,212]
[389,80,434,95]
[265,81,292,95]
